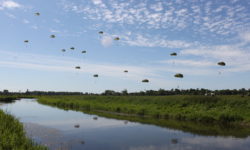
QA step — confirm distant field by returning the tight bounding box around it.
[37,95,250,125]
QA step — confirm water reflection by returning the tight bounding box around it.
[1,99,250,150]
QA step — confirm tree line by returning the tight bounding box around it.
[1,88,250,96]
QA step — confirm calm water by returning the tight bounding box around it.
[1,99,250,150]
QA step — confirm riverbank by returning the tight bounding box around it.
[0,96,21,102]
[37,95,250,126]
[0,109,47,150]
[0,95,34,103]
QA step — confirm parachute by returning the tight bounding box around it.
[35,12,40,16]
[174,73,184,78]
[93,74,99,77]
[24,40,29,43]
[217,62,226,66]
[114,37,120,41]
[142,79,149,83]
[99,31,104,34]
[50,35,56,38]
[75,66,81,69]
[61,49,66,52]
[70,47,75,50]
[124,70,128,73]
[82,50,86,53]
[170,52,177,56]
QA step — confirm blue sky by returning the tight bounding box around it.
[0,0,250,93]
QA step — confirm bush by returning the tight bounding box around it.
[219,113,243,123]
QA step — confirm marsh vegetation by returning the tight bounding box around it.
[0,109,47,150]
[37,95,250,125]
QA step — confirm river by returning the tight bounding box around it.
[1,99,250,150]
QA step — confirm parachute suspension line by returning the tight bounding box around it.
[171,52,182,89]
[217,61,226,75]
[170,52,177,65]
[81,50,87,68]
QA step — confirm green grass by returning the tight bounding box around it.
[0,96,20,103]
[0,95,34,103]
[37,95,250,125]
[0,109,47,150]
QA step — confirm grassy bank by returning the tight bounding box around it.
[0,95,34,103]
[0,96,21,103]
[37,95,250,125]
[0,109,47,150]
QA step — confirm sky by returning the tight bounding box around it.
[0,0,250,93]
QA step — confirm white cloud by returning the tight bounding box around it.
[61,0,250,36]
[0,0,21,9]
[240,31,250,43]
[159,59,215,67]
[0,50,158,81]
[22,19,30,24]
[5,12,15,18]
[31,25,38,30]
[150,2,163,12]
[49,29,61,33]
[182,136,250,149]
[101,36,113,47]
[180,44,250,72]
[180,45,247,60]
[122,34,195,49]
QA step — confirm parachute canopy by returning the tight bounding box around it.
[124,70,128,73]
[217,62,226,66]
[99,31,104,34]
[114,37,120,40]
[50,35,56,38]
[82,50,86,53]
[142,79,149,83]
[174,73,184,78]
[35,12,40,16]
[170,52,177,56]
[24,40,29,43]
[70,47,75,50]
[61,49,66,52]
[75,66,81,69]
[93,74,99,77]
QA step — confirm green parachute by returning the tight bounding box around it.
[50,35,56,38]
[142,79,149,83]
[174,73,184,78]
[170,52,177,56]
[217,62,226,66]
[35,12,40,16]
[114,37,120,41]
